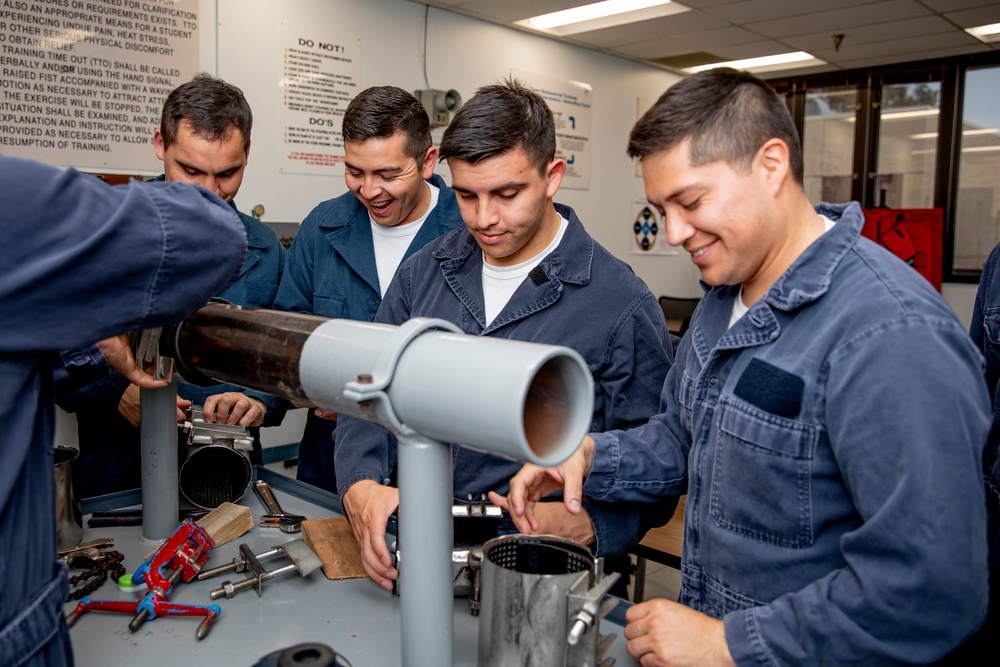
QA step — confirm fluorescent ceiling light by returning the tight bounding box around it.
[963,145,1000,153]
[685,52,825,74]
[515,1,690,37]
[845,108,939,123]
[911,128,999,140]
[880,108,939,120]
[966,22,1000,43]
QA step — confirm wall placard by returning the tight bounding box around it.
[0,0,200,170]
[512,68,592,190]
[277,22,360,175]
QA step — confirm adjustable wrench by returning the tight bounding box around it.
[253,481,305,533]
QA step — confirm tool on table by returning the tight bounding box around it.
[57,538,114,565]
[254,480,306,533]
[65,519,221,640]
[252,642,354,667]
[59,539,125,601]
[86,508,209,528]
[180,406,254,509]
[392,494,503,601]
[474,534,620,667]
[199,539,322,599]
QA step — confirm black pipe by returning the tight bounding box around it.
[164,302,327,403]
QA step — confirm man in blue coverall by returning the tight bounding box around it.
[336,79,675,593]
[0,154,247,667]
[505,68,991,666]
[270,85,463,493]
[968,241,1000,660]
[56,73,286,496]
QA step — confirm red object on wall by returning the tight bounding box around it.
[861,208,943,290]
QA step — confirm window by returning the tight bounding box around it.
[802,88,856,205]
[953,65,1000,272]
[874,82,941,209]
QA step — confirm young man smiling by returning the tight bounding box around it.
[272,86,463,492]
[505,68,991,666]
[334,79,674,593]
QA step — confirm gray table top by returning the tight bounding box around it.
[65,468,639,666]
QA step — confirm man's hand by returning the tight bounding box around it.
[203,392,266,427]
[341,480,399,591]
[624,599,735,667]
[97,334,165,389]
[313,408,338,422]
[489,492,597,546]
[505,436,596,534]
[117,383,191,428]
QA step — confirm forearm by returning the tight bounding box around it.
[54,346,111,399]
[584,495,679,558]
[585,415,689,504]
[333,415,397,497]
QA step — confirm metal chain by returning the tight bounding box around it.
[66,551,126,601]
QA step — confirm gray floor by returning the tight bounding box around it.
[266,458,682,605]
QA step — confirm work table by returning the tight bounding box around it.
[64,468,638,666]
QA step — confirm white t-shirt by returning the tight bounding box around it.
[728,214,836,329]
[482,215,569,326]
[370,182,439,297]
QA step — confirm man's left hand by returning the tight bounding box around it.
[489,491,596,546]
[624,599,735,667]
[203,392,267,427]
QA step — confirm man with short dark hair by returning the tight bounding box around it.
[336,79,675,592]
[506,68,990,666]
[57,73,286,496]
[273,85,463,491]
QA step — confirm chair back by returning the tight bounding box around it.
[658,296,700,336]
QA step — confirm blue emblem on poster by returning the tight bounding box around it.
[634,206,659,251]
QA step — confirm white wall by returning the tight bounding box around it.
[212,0,701,299]
[943,282,979,331]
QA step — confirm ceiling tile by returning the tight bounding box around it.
[945,6,1000,28]
[745,0,932,39]
[617,25,763,59]
[575,11,729,48]
[703,0,875,25]
[781,16,956,52]
[920,0,1000,11]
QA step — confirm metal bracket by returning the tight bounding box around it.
[342,317,461,435]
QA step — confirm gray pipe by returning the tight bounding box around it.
[397,433,454,667]
[140,381,180,541]
[162,304,594,667]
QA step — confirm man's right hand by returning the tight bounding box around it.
[97,334,164,389]
[341,480,399,591]
[117,383,190,427]
[506,435,596,534]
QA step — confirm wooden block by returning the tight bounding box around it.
[196,502,253,547]
[301,517,367,580]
